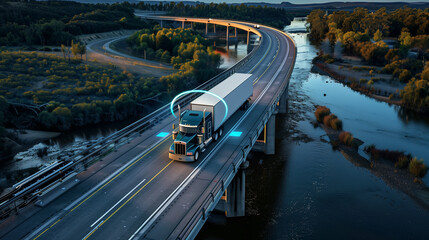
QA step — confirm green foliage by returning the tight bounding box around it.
[395,156,410,169]
[373,29,382,42]
[0,96,8,135]
[137,2,292,30]
[314,106,331,122]
[409,158,428,178]
[307,9,328,44]
[0,51,165,130]
[0,1,146,46]
[128,27,221,93]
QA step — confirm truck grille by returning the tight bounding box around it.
[175,142,186,155]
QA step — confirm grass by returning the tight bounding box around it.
[339,131,353,146]
[395,155,410,168]
[315,106,331,123]
[409,158,428,178]
[364,145,406,162]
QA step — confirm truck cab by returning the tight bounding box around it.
[169,110,212,162]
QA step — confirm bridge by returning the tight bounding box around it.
[0,16,296,240]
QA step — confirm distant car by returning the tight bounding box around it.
[254,24,260,29]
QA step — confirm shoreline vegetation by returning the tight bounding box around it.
[307,7,429,114]
[314,106,429,210]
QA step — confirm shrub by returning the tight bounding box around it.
[314,106,331,122]
[330,118,343,130]
[395,156,410,168]
[359,78,367,84]
[323,114,337,126]
[409,158,428,178]
[339,131,353,146]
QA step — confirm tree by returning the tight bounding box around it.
[399,29,412,48]
[0,96,8,136]
[374,29,382,42]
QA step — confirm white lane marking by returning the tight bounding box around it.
[23,136,169,240]
[129,30,291,240]
[90,178,146,228]
[63,136,168,211]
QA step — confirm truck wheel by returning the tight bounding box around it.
[213,131,219,141]
[194,149,200,162]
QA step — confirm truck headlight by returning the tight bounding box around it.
[186,152,193,156]
[169,149,174,153]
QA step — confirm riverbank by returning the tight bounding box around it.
[311,60,403,105]
[315,109,429,211]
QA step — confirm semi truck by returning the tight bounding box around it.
[169,73,253,162]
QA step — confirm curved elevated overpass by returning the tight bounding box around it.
[0,17,296,240]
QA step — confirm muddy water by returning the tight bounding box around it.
[197,20,429,239]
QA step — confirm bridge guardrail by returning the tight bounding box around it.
[176,30,297,240]
[0,29,262,216]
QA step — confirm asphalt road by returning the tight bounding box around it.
[0,19,295,240]
[86,35,176,78]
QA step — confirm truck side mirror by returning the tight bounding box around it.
[172,130,178,140]
[172,124,175,129]
[197,134,204,145]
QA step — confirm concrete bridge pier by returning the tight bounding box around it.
[278,90,288,114]
[264,114,276,155]
[205,22,208,35]
[182,21,185,28]
[215,161,248,217]
[160,20,163,28]
[225,166,245,217]
[226,26,229,47]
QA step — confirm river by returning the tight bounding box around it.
[197,19,429,239]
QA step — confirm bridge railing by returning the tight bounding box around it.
[0,30,263,216]
[176,32,297,240]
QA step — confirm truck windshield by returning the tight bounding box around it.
[179,125,197,134]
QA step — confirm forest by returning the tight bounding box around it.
[0,51,164,131]
[127,26,221,92]
[307,7,429,112]
[0,1,146,46]
[135,2,294,29]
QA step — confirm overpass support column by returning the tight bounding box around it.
[191,22,193,30]
[235,27,237,37]
[225,166,246,217]
[278,90,288,114]
[206,23,208,35]
[247,31,250,49]
[160,20,163,28]
[226,26,229,47]
[214,24,216,33]
[265,114,276,155]
[182,21,184,29]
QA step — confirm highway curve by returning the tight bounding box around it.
[0,18,296,240]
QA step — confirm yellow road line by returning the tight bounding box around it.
[33,137,171,240]
[83,159,175,240]
[253,38,280,86]
[250,34,272,74]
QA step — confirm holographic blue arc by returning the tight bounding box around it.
[170,90,229,124]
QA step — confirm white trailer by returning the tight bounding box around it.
[190,73,253,132]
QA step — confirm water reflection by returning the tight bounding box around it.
[199,19,429,240]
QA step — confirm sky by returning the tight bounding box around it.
[160,0,429,3]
